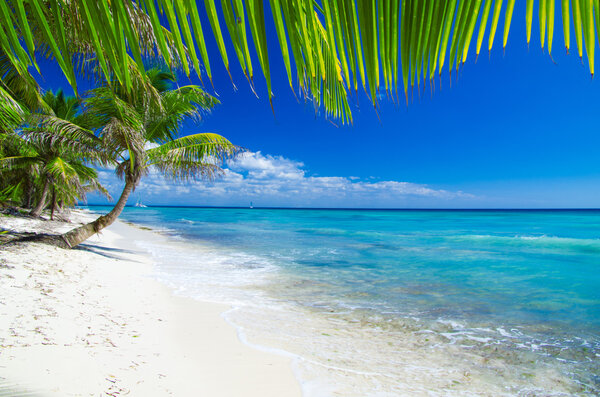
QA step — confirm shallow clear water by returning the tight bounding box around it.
[92,207,600,395]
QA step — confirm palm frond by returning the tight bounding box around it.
[0,155,41,170]
[3,1,595,123]
[24,115,105,159]
[0,86,112,209]
[146,132,241,181]
[145,85,219,142]
[84,86,146,163]
[152,159,224,181]
[83,179,112,201]
[44,156,78,182]
[49,159,111,204]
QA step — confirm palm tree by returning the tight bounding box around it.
[55,67,239,248]
[0,130,109,214]
[0,1,596,124]
[0,89,110,217]
[21,89,108,216]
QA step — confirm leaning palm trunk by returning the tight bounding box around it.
[56,177,139,248]
[30,178,50,217]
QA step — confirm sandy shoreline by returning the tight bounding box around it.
[0,210,302,396]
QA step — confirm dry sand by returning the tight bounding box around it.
[0,210,302,396]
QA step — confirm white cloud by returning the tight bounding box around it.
[90,151,476,207]
[229,153,305,179]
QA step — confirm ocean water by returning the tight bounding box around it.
[92,207,600,395]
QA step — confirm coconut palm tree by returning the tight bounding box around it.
[54,67,239,248]
[0,0,596,124]
[0,105,109,217]
[18,89,108,216]
[0,130,109,213]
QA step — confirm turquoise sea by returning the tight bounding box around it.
[92,207,600,395]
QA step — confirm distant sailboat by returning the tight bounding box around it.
[134,196,147,208]
[250,201,253,209]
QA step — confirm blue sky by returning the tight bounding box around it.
[39,4,600,208]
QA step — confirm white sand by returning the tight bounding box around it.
[0,210,302,396]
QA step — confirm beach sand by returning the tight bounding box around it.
[0,210,302,396]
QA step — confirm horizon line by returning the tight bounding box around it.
[81,204,600,211]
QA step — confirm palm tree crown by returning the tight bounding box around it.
[58,67,240,248]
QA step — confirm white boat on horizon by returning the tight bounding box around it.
[134,197,147,208]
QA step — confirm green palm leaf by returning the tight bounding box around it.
[2,1,598,122]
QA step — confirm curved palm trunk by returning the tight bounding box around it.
[30,178,50,217]
[57,178,138,248]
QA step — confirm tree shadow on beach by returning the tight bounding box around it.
[1,231,143,264]
[0,229,43,246]
[76,243,142,262]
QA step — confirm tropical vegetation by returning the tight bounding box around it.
[0,61,239,247]
[0,80,110,218]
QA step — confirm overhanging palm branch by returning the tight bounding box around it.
[0,153,41,169]
[0,1,596,123]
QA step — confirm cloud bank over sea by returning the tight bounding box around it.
[91,151,475,208]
